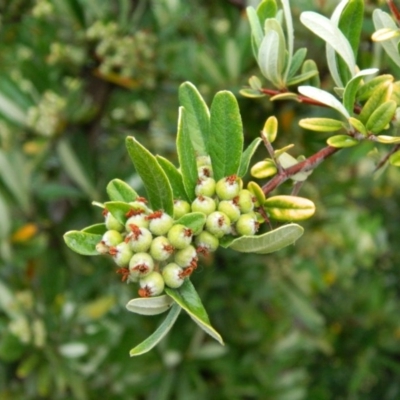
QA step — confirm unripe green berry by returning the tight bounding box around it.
[215,175,241,200]
[128,199,151,214]
[218,200,240,222]
[198,165,213,179]
[150,236,174,261]
[129,252,154,281]
[236,189,255,213]
[138,271,165,297]
[191,195,217,216]
[126,225,153,252]
[101,230,123,247]
[173,200,191,219]
[195,177,216,197]
[167,224,193,249]
[147,211,174,236]
[195,230,219,252]
[110,242,133,267]
[125,213,149,230]
[96,241,109,254]
[236,213,260,236]
[174,245,197,268]
[205,211,231,238]
[105,212,124,231]
[162,263,184,288]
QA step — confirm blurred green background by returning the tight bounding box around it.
[1,0,400,399]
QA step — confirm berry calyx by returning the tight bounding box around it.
[146,210,174,236]
[191,195,217,215]
[205,211,231,238]
[129,252,154,281]
[138,271,165,297]
[126,225,153,252]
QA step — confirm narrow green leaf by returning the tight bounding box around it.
[222,223,304,254]
[174,212,206,235]
[64,231,101,256]
[247,6,264,57]
[389,150,400,166]
[209,91,243,181]
[239,88,266,98]
[281,0,294,81]
[373,10,400,68]
[106,179,138,202]
[104,201,131,225]
[129,303,181,357]
[287,70,319,87]
[0,150,30,213]
[165,280,224,345]
[57,139,98,199]
[300,59,320,87]
[258,20,286,88]
[178,82,210,156]
[247,181,266,206]
[126,136,174,215]
[177,107,198,202]
[327,135,358,148]
[126,295,175,316]
[82,223,107,235]
[156,156,189,202]
[366,100,397,134]
[256,0,277,23]
[337,0,364,85]
[343,68,379,114]
[357,75,394,102]
[238,138,263,177]
[376,135,400,144]
[264,195,315,221]
[299,118,344,132]
[298,86,350,118]
[251,160,277,179]
[300,11,355,79]
[288,48,307,79]
[348,117,367,136]
[358,81,392,124]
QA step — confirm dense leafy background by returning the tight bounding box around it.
[1,0,400,399]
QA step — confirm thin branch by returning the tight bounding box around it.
[262,145,340,195]
[388,0,400,25]
[374,143,400,172]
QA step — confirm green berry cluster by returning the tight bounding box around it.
[97,157,260,298]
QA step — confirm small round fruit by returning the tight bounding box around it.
[215,175,242,200]
[162,263,184,288]
[173,200,191,219]
[101,230,123,247]
[195,231,219,252]
[104,212,124,231]
[198,165,213,179]
[167,224,193,249]
[125,213,149,230]
[195,177,216,197]
[236,189,255,213]
[129,252,154,280]
[110,242,133,267]
[150,236,174,261]
[147,211,174,236]
[205,211,231,238]
[174,245,197,268]
[138,271,165,297]
[236,213,260,236]
[126,225,153,252]
[191,195,217,216]
[218,200,240,222]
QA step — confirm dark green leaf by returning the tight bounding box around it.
[178,82,210,156]
[209,91,243,181]
[238,138,262,177]
[82,223,107,235]
[366,100,397,134]
[176,107,198,202]
[64,0,86,27]
[358,81,392,124]
[106,179,138,202]
[165,280,224,345]
[288,48,307,78]
[64,231,102,256]
[156,155,189,202]
[126,136,174,215]
[129,303,181,356]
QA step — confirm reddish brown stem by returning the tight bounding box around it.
[374,143,400,172]
[388,0,400,25]
[262,145,340,195]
